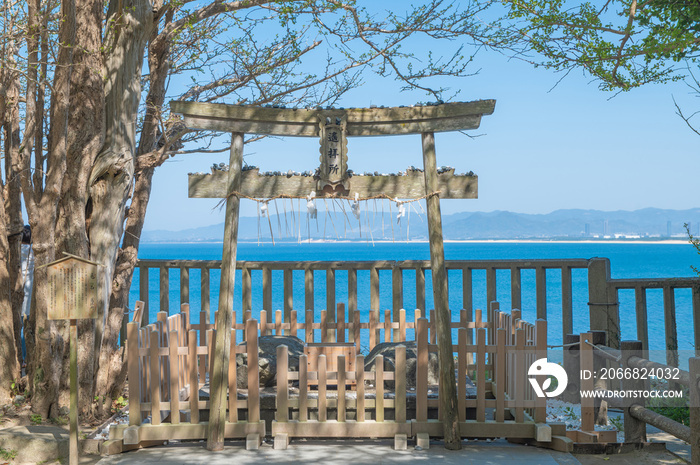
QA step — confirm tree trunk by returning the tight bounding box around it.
[0,56,21,399]
[99,17,172,407]
[26,0,75,419]
[90,0,153,417]
[1,43,24,371]
[55,0,105,417]
[0,200,20,403]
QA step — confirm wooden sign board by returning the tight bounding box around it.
[47,256,98,320]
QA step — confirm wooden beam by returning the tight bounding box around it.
[421,132,461,450]
[171,100,495,137]
[188,168,477,200]
[206,132,244,451]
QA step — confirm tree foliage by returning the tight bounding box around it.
[499,0,700,91]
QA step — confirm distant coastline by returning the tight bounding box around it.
[141,238,691,245]
[140,207,700,244]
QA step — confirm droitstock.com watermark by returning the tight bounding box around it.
[527,351,690,405]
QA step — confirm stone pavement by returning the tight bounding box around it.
[91,439,585,465]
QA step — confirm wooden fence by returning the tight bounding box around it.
[271,309,559,449]
[106,301,567,453]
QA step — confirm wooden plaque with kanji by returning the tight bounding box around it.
[47,256,98,320]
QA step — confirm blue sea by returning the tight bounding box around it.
[130,241,699,363]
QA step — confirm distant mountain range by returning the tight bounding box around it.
[140,208,700,242]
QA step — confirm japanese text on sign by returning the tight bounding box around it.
[47,257,98,320]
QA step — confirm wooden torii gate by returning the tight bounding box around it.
[170,99,496,450]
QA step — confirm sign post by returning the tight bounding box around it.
[46,255,98,465]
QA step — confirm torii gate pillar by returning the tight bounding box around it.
[421,131,460,448]
[207,132,244,451]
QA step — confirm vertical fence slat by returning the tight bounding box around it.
[429,309,436,345]
[416,266,426,313]
[141,328,149,406]
[207,329,215,388]
[635,286,649,352]
[580,332,595,431]
[200,268,210,317]
[284,269,293,333]
[356,354,365,422]
[476,328,486,422]
[392,266,403,341]
[510,267,521,312]
[562,266,573,337]
[299,354,308,422]
[180,267,189,306]
[318,355,327,422]
[305,268,314,313]
[241,266,251,312]
[277,345,288,422]
[337,303,346,343]
[321,310,328,343]
[515,329,525,423]
[399,309,406,343]
[168,330,180,424]
[664,286,679,372]
[535,320,547,424]
[188,330,199,424]
[291,310,298,340]
[495,328,506,423]
[396,345,406,424]
[338,354,346,422]
[384,309,391,343]
[348,268,357,316]
[260,310,268,336]
[247,319,260,423]
[369,309,376,349]
[487,267,497,307]
[462,267,472,315]
[457,327,466,423]
[160,267,169,315]
[416,318,428,423]
[371,267,380,345]
[276,310,283,336]
[306,309,314,344]
[127,323,141,426]
[536,267,546,320]
[150,329,161,426]
[139,267,149,326]
[354,310,361,353]
[326,269,336,342]
[228,328,237,423]
[375,354,384,422]
[263,267,272,318]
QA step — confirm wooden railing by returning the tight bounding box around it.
[608,277,700,362]
[133,257,591,339]
[132,257,700,363]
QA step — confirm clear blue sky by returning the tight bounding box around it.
[144,25,700,232]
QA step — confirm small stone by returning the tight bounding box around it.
[415,446,423,451]
[13,395,25,404]
[59,406,70,417]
